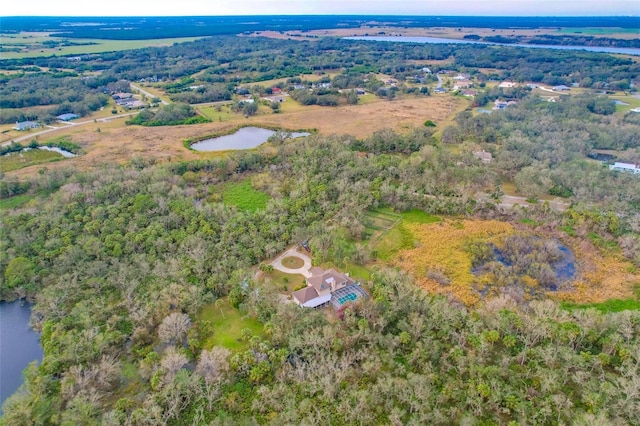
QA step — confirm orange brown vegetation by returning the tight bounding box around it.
[554,242,640,303]
[395,219,514,306]
[394,219,640,307]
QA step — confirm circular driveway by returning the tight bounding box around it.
[271,246,312,277]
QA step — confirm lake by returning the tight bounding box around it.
[191,127,310,152]
[345,36,640,56]
[0,301,43,414]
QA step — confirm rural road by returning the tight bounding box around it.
[2,112,140,146]
[130,83,170,105]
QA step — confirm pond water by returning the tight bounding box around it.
[345,36,640,56]
[0,301,43,415]
[37,146,76,158]
[191,127,310,152]
[18,146,76,158]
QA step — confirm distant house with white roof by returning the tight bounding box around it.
[13,121,40,131]
[609,162,640,175]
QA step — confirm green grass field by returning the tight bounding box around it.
[222,178,270,212]
[263,269,306,293]
[555,27,640,36]
[0,193,34,210]
[0,32,205,59]
[197,299,265,351]
[373,209,440,260]
[561,284,640,313]
[196,105,236,122]
[0,149,64,172]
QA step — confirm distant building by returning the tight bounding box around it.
[499,81,517,88]
[461,89,478,97]
[13,121,40,131]
[630,107,640,113]
[493,99,518,110]
[56,113,79,121]
[609,162,640,175]
[261,95,286,103]
[552,85,570,91]
[474,150,493,163]
[112,92,133,100]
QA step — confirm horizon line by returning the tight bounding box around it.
[2,14,639,18]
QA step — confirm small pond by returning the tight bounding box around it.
[191,127,310,152]
[37,146,76,158]
[0,301,43,414]
[14,146,76,158]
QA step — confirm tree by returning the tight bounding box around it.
[158,313,192,346]
[160,346,188,383]
[243,101,258,117]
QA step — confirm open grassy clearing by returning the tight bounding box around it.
[0,193,34,210]
[196,104,237,122]
[5,95,465,177]
[221,178,270,212]
[258,26,640,41]
[386,218,640,306]
[0,32,206,59]
[261,269,306,293]
[197,299,265,352]
[556,27,640,36]
[0,148,65,172]
[372,209,440,260]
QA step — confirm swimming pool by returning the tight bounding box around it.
[330,284,368,309]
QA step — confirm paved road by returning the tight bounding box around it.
[271,246,312,278]
[130,83,170,105]
[2,112,140,146]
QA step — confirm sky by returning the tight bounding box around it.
[7,0,640,17]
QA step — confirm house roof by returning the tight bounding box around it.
[293,286,320,304]
[292,287,332,308]
[306,268,354,292]
[13,121,39,130]
[57,113,79,121]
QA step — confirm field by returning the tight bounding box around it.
[261,269,306,293]
[3,95,466,177]
[0,193,34,210]
[254,26,640,41]
[197,299,265,351]
[0,149,65,172]
[384,218,640,306]
[0,32,206,59]
[222,178,270,212]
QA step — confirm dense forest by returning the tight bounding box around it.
[2,106,640,423]
[2,34,638,124]
[2,27,640,424]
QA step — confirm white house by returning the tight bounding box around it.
[609,162,640,175]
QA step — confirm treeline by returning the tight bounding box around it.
[0,73,110,124]
[4,35,637,96]
[126,103,209,126]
